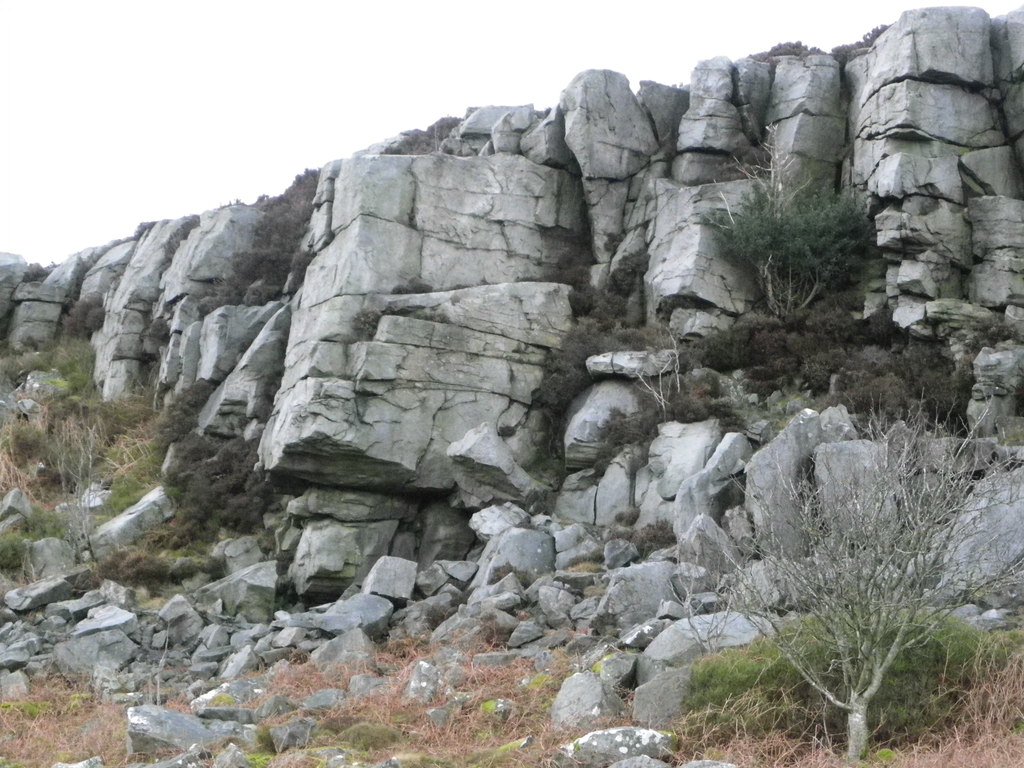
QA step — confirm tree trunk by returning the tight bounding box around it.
[846,699,870,763]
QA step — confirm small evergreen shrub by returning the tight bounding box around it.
[705,183,873,319]
[155,381,216,450]
[627,520,676,556]
[94,548,171,590]
[162,436,273,542]
[202,170,318,309]
[0,535,26,572]
[61,296,105,338]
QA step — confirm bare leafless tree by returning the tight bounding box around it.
[51,418,104,558]
[730,417,1024,761]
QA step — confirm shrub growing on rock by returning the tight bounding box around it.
[61,295,106,338]
[162,435,274,542]
[203,169,318,309]
[705,132,873,319]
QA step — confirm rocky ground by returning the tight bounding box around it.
[3,5,1024,767]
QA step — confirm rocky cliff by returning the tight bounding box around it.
[4,7,1024,604]
[4,8,1024,765]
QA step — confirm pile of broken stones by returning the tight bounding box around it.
[3,409,1016,768]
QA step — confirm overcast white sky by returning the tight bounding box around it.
[2,1,1021,264]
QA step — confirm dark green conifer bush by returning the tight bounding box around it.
[706,183,873,319]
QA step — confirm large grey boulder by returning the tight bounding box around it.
[460,105,534,138]
[645,179,760,320]
[967,195,1024,310]
[193,560,278,622]
[286,487,416,523]
[745,409,823,558]
[642,611,765,670]
[550,671,625,729]
[676,514,740,577]
[855,80,1002,148]
[631,667,691,726]
[126,705,246,754]
[947,465,1024,588]
[287,518,397,599]
[591,561,679,634]
[870,153,963,204]
[767,55,842,124]
[177,302,284,388]
[448,423,546,505]
[813,440,888,521]
[586,350,677,379]
[594,447,639,527]
[79,239,135,300]
[469,502,530,541]
[93,216,199,400]
[0,489,32,530]
[8,290,64,351]
[72,604,139,638]
[26,537,73,579]
[54,629,138,676]
[850,6,993,99]
[471,527,555,588]
[163,303,286,397]
[961,146,1024,199]
[213,536,264,575]
[649,420,722,500]
[5,575,73,612]
[197,305,291,437]
[0,253,28,324]
[561,70,658,180]
[361,556,416,602]
[555,728,676,768]
[521,107,575,169]
[673,432,751,535]
[677,58,749,157]
[261,281,575,492]
[315,593,394,639]
[564,382,642,470]
[90,487,174,560]
[156,205,263,310]
[638,81,690,151]
[158,594,205,647]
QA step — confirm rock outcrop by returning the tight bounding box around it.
[8,10,1024,764]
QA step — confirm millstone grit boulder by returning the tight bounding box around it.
[555,728,676,768]
[54,629,138,676]
[261,282,575,493]
[90,487,174,560]
[745,409,823,558]
[92,216,199,400]
[550,671,625,729]
[560,70,659,180]
[126,705,247,754]
[287,518,397,599]
[193,560,278,622]
[448,423,547,504]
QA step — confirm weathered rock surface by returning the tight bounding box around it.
[90,487,174,560]
[550,670,625,729]
[126,705,246,754]
[745,410,823,558]
[92,216,199,399]
[561,70,658,180]
[555,728,676,768]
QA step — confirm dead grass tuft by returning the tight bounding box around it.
[0,677,132,767]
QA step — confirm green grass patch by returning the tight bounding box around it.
[680,619,1022,750]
